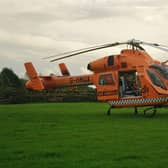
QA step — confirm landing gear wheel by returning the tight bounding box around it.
[144,106,157,117]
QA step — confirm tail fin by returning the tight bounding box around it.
[59,63,70,76]
[24,62,44,91]
[24,62,38,79]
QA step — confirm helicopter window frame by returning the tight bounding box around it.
[99,74,115,85]
[147,69,166,90]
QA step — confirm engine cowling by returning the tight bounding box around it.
[87,55,115,72]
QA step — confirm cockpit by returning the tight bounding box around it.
[147,64,168,90]
[149,64,168,80]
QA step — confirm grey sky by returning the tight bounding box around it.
[0,0,168,77]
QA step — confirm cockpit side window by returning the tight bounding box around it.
[149,64,168,79]
[147,69,166,90]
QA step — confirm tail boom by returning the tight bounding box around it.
[24,62,94,91]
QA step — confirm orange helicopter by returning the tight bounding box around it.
[24,39,168,117]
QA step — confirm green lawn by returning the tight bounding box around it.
[0,102,168,168]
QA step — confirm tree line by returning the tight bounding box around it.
[0,68,97,104]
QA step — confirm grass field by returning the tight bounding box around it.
[0,103,168,168]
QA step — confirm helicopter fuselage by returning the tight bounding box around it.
[25,49,168,108]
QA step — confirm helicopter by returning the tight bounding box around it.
[24,39,168,117]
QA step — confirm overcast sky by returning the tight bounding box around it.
[1,0,168,77]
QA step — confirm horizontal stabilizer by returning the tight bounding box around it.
[26,78,44,91]
[59,63,70,76]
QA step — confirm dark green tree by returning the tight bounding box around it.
[0,68,22,88]
[0,68,25,103]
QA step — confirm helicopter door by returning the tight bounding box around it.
[97,72,118,101]
[119,71,142,98]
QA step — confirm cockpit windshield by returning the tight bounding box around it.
[147,69,166,90]
[149,64,168,79]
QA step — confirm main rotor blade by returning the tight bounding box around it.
[45,38,168,62]
[50,42,126,62]
[142,42,168,52]
[130,39,168,52]
[144,43,168,52]
[43,43,114,59]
